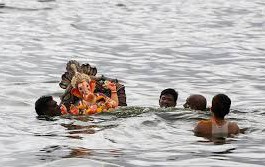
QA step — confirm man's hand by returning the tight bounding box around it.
[104,81,117,92]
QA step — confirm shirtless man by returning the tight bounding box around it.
[183,94,207,111]
[194,94,240,137]
[159,88,178,108]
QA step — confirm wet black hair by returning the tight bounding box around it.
[160,88,178,102]
[35,95,53,116]
[211,94,231,119]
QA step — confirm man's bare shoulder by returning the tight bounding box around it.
[228,121,240,134]
[194,120,212,136]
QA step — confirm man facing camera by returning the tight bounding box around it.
[159,88,178,108]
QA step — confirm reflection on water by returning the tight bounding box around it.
[38,145,123,160]
[196,135,237,145]
[0,0,265,166]
[38,145,93,160]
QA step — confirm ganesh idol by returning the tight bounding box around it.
[59,60,126,115]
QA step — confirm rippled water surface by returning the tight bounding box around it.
[0,0,265,166]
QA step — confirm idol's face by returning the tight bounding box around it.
[78,81,91,96]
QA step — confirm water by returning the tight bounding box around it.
[0,0,265,166]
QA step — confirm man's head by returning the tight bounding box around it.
[183,94,207,111]
[35,96,61,117]
[159,88,178,108]
[211,94,231,119]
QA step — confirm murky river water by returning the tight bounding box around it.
[0,0,265,166]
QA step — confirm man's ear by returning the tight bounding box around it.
[90,80,96,93]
